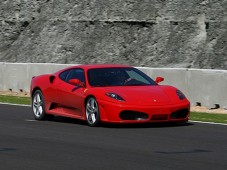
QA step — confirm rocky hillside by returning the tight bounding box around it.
[0,0,226,69]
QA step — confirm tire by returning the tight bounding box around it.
[85,97,100,127]
[32,90,48,120]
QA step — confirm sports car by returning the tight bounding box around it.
[30,64,190,126]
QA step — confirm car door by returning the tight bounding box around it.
[57,68,86,115]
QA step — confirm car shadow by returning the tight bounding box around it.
[101,122,194,129]
[47,116,194,128]
[50,116,87,126]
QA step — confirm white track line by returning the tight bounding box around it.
[0,102,30,107]
[25,119,37,122]
[189,120,227,126]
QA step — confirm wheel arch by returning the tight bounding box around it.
[84,95,96,107]
[32,87,42,97]
[84,95,109,122]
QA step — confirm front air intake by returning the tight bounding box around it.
[170,109,189,119]
[120,111,149,120]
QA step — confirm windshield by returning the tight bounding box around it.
[88,67,156,87]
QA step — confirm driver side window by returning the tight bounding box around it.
[59,69,85,84]
[65,69,85,83]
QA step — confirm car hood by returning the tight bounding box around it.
[103,85,173,105]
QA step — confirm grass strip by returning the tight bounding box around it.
[0,95,227,124]
[190,112,227,124]
[0,95,30,105]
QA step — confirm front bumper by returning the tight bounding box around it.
[97,99,190,123]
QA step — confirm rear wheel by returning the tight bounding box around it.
[85,97,100,127]
[32,90,50,120]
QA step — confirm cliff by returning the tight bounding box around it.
[0,0,226,69]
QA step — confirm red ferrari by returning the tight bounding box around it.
[30,64,190,126]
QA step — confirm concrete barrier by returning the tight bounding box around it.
[0,62,226,109]
[1,63,74,92]
[187,69,227,109]
[0,62,4,91]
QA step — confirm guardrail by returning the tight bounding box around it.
[0,62,227,109]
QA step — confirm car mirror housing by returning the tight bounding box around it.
[155,77,164,84]
[69,79,84,87]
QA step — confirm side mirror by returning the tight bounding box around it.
[155,77,164,84]
[69,79,85,87]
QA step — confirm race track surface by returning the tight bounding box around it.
[0,104,227,170]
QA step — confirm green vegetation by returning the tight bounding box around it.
[0,95,30,105]
[190,112,227,124]
[0,95,227,124]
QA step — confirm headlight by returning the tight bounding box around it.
[105,92,125,101]
[176,90,186,100]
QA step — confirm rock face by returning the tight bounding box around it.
[0,0,226,69]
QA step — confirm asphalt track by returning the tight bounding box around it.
[0,104,227,170]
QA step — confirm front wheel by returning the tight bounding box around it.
[32,90,47,120]
[85,97,100,127]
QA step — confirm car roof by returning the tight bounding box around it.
[79,64,131,69]
[66,64,132,70]
[55,64,133,74]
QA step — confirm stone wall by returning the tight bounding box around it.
[0,0,226,69]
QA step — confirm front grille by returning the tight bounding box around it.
[120,111,149,120]
[170,109,189,119]
[151,114,168,121]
